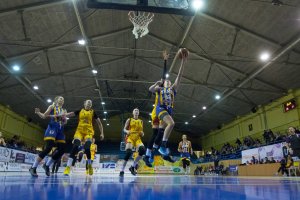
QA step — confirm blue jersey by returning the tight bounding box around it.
[157,87,176,108]
[44,105,65,143]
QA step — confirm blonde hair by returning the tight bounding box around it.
[52,96,63,107]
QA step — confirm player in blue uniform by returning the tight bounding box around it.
[178,134,193,174]
[29,96,68,177]
[149,48,188,156]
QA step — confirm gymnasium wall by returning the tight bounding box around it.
[200,89,300,151]
[0,104,44,147]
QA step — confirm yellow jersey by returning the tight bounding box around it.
[128,118,143,134]
[91,143,97,154]
[76,109,95,128]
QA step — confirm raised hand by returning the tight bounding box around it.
[163,50,169,60]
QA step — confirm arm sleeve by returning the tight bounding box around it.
[93,112,99,119]
[162,60,167,79]
[74,110,80,116]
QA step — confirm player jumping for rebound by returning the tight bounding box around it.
[64,100,104,176]
[148,48,188,157]
[143,50,174,167]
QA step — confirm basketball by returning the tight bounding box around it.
[179,48,189,59]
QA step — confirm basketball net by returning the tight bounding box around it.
[128,11,154,39]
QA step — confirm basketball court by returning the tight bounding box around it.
[1,172,300,200]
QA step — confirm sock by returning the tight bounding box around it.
[133,156,142,167]
[46,158,54,167]
[67,158,73,167]
[32,157,40,168]
[146,149,152,157]
[153,144,159,149]
[87,159,92,165]
[121,161,127,172]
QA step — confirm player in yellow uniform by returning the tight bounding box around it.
[149,48,188,156]
[64,100,104,176]
[119,108,146,177]
[178,134,193,175]
[85,138,97,174]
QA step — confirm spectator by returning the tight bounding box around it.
[194,166,202,175]
[264,157,270,164]
[276,158,288,176]
[259,159,264,164]
[270,157,276,163]
[263,130,271,144]
[276,155,294,176]
[253,139,261,147]
[0,132,6,146]
[235,138,242,147]
[274,132,284,142]
[251,156,256,164]
[287,127,300,158]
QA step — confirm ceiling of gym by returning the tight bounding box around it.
[0,0,300,139]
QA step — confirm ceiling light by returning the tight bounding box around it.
[166,73,169,78]
[192,115,196,118]
[101,102,105,105]
[104,111,107,114]
[106,123,110,126]
[185,122,189,125]
[103,118,106,121]
[92,69,98,74]
[12,65,20,71]
[47,99,52,103]
[215,95,221,100]
[202,106,207,110]
[33,85,39,90]
[78,39,86,45]
[260,52,270,62]
[192,0,205,10]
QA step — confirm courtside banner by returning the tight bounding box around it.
[242,143,284,163]
[0,147,10,162]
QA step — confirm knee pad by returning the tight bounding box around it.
[138,146,146,156]
[52,143,66,160]
[124,149,132,161]
[39,140,55,159]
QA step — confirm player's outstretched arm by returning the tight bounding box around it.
[35,105,53,119]
[172,49,188,91]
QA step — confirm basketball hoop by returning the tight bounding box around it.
[128,11,154,39]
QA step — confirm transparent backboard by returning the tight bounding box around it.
[87,0,195,15]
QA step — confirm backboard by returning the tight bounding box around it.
[87,0,196,15]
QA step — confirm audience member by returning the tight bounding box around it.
[0,132,6,147]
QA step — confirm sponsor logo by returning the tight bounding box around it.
[15,153,25,163]
[173,167,181,173]
[0,147,10,162]
[25,153,36,164]
[101,163,116,169]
